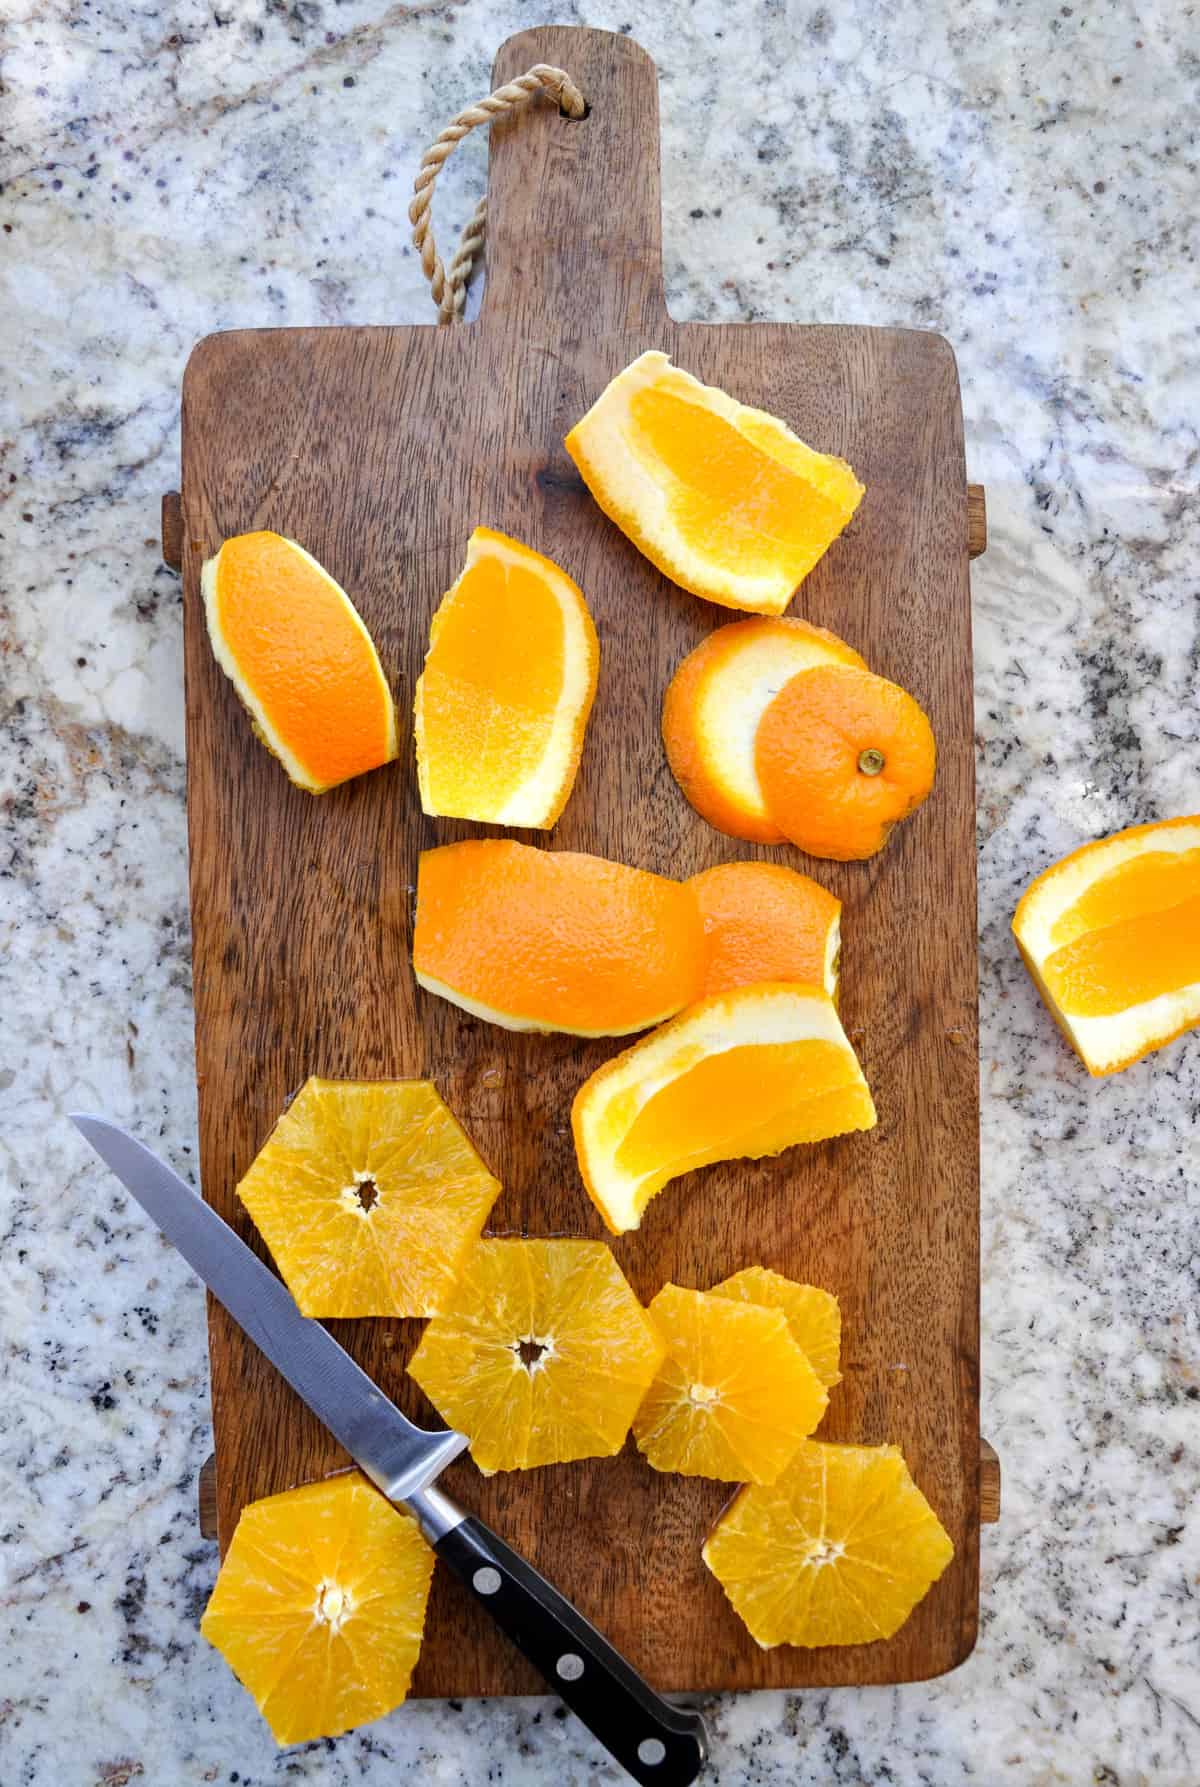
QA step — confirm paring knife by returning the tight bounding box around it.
[71,1114,708,1787]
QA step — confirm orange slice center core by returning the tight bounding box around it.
[314,1580,354,1631]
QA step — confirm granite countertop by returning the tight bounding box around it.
[3,1,1198,1782]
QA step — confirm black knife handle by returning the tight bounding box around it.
[432,1512,708,1785]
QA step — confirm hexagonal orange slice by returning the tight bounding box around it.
[202,530,397,793]
[565,351,864,614]
[201,1472,434,1744]
[408,1239,665,1474]
[703,1441,954,1647]
[235,1078,500,1318]
[632,1284,828,1484]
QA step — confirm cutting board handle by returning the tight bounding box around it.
[480,27,668,334]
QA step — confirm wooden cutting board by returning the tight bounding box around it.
[174,24,987,1695]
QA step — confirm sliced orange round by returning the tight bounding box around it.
[202,530,397,794]
[710,1267,842,1389]
[236,1078,500,1318]
[572,984,877,1235]
[565,351,864,614]
[414,526,599,828]
[755,664,936,861]
[412,839,707,1036]
[689,862,841,1000]
[201,1472,435,1744]
[1012,815,1200,1076]
[702,1440,955,1648]
[408,1239,665,1474]
[632,1284,827,1484]
[663,618,867,841]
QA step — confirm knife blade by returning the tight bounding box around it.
[71,1112,708,1787]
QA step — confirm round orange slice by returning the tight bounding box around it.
[412,839,708,1036]
[565,351,864,614]
[408,1239,665,1474]
[1012,815,1200,1076]
[572,983,877,1235]
[414,526,599,828]
[689,862,841,1000]
[702,1440,955,1648]
[632,1284,828,1484]
[201,1472,435,1744]
[662,618,867,842]
[755,664,936,861]
[202,530,397,794]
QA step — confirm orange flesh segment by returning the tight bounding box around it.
[421,550,564,793]
[1048,848,1200,946]
[629,385,854,580]
[614,1038,866,1180]
[415,528,598,827]
[689,862,840,998]
[208,532,393,790]
[1043,891,1200,1017]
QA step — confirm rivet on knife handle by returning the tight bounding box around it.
[409,1485,708,1786]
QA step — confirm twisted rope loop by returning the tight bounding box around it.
[409,64,586,324]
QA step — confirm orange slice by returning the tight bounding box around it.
[755,664,936,860]
[413,527,599,828]
[710,1267,842,1389]
[201,1472,435,1744]
[408,1239,665,1474]
[1012,815,1200,1075]
[663,618,867,841]
[632,1284,828,1483]
[202,530,397,793]
[413,839,707,1036]
[565,352,864,614]
[702,1441,955,1647]
[236,1078,500,1318]
[572,984,876,1234]
[689,862,841,1000]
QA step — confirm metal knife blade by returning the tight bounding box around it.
[69,1114,468,1503]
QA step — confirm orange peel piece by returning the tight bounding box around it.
[202,530,397,793]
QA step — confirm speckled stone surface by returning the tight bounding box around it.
[3,2,1199,1783]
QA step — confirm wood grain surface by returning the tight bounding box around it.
[179,24,980,1694]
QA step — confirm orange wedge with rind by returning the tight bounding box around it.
[413,839,707,1037]
[202,530,397,793]
[702,1440,955,1648]
[236,1078,500,1318]
[566,351,864,614]
[710,1267,842,1390]
[201,1472,435,1744]
[755,664,936,861]
[572,983,876,1235]
[1012,815,1200,1076]
[663,618,867,842]
[414,527,599,828]
[632,1284,828,1484]
[689,862,841,1000]
[408,1239,665,1474]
